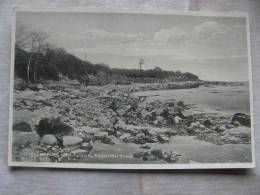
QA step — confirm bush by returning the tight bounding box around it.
[78,75,89,87]
[14,78,27,90]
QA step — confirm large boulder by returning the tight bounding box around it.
[63,136,83,146]
[41,134,58,145]
[37,117,74,137]
[231,113,251,127]
[13,121,32,132]
[203,119,213,128]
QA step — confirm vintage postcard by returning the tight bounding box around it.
[8,9,254,169]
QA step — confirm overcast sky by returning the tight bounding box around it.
[16,12,249,81]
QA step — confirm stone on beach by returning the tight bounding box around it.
[231,113,250,127]
[157,134,169,143]
[140,144,151,149]
[144,135,158,143]
[177,100,184,107]
[80,142,93,150]
[13,121,32,132]
[164,130,178,137]
[119,133,132,140]
[117,108,128,117]
[232,121,241,127]
[101,136,115,145]
[136,133,145,138]
[80,126,100,134]
[63,136,83,146]
[173,116,183,124]
[133,151,145,158]
[186,127,196,135]
[203,119,213,128]
[97,116,111,127]
[94,131,109,138]
[214,125,226,133]
[140,109,151,118]
[108,99,118,111]
[165,153,179,163]
[151,149,163,159]
[41,134,58,146]
[123,136,136,143]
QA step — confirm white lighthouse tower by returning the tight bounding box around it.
[139,58,144,71]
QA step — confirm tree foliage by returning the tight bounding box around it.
[14,23,199,86]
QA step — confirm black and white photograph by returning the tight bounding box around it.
[8,9,254,169]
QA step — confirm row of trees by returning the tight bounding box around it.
[15,23,199,86]
[110,68,198,80]
[15,23,49,83]
[15,23,94,85]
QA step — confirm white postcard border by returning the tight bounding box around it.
[8,8,255,169]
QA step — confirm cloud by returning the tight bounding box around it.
[153,27,188,44]
[50,20,247,62]
[82,29,146,43]
[193,21,228,41]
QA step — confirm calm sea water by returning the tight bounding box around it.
[133,84,251,115]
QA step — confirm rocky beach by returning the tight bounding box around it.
[11,81,252,164]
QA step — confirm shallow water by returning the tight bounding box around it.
[133,84,251,116]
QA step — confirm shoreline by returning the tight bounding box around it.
[11,81,252,164]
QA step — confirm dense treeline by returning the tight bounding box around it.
[15,46,199,86]
[15,46,92,84]
[111,68,198,80]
